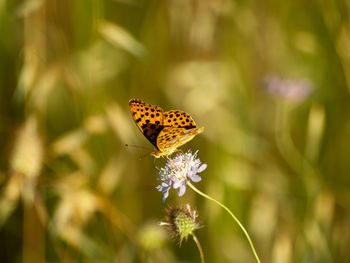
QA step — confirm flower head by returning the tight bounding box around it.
[160,204,201,245]
[156,150,207,202]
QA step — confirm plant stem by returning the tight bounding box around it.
[192,233,205,263]
[187,181,261,263]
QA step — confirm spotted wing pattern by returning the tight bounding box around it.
[129,99,164,147]
[129,99,203,156]
[129,99,163,131]
[156,126,204,154]
[163,110,196,128]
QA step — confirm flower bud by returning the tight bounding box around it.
[160,204,201,245]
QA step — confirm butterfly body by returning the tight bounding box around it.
[129,99,203,158]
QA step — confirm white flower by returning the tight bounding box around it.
[156,150,207,202]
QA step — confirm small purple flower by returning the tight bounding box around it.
[156,150,207,202]
[262,75,313,102]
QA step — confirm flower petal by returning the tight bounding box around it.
[178,184,186,196]
[190,174,202,182]
[173,180,181,189]
[197,164,207,173]
[162,190,169,202]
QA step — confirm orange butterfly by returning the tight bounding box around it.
[129,99,204,158]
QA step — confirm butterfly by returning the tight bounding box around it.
[129,99,204,158]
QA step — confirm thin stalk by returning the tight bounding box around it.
[187,182,261,263]
[192,233,205,263]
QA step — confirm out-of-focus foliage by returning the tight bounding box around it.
[0,0,350,262]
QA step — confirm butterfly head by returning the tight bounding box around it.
[150,149,162,158]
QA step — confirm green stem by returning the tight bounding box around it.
[187,182,261,263]
[192,233,205,263]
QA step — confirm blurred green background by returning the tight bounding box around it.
[1,0,350,262]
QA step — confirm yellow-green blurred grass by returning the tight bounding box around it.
[0,0,350,262]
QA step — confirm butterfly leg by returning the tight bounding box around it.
[152,157,158,169]
[165,155,177,166]
[175,149,184,154]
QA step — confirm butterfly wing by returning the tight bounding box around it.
[156,126,204,154]
[129,99,164,131]
[129,99,203,154]
[163,110,197,128]
[129,99,164,148]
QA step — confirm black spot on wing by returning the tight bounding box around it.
[163,110,198,128]
[142,124,164,149]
